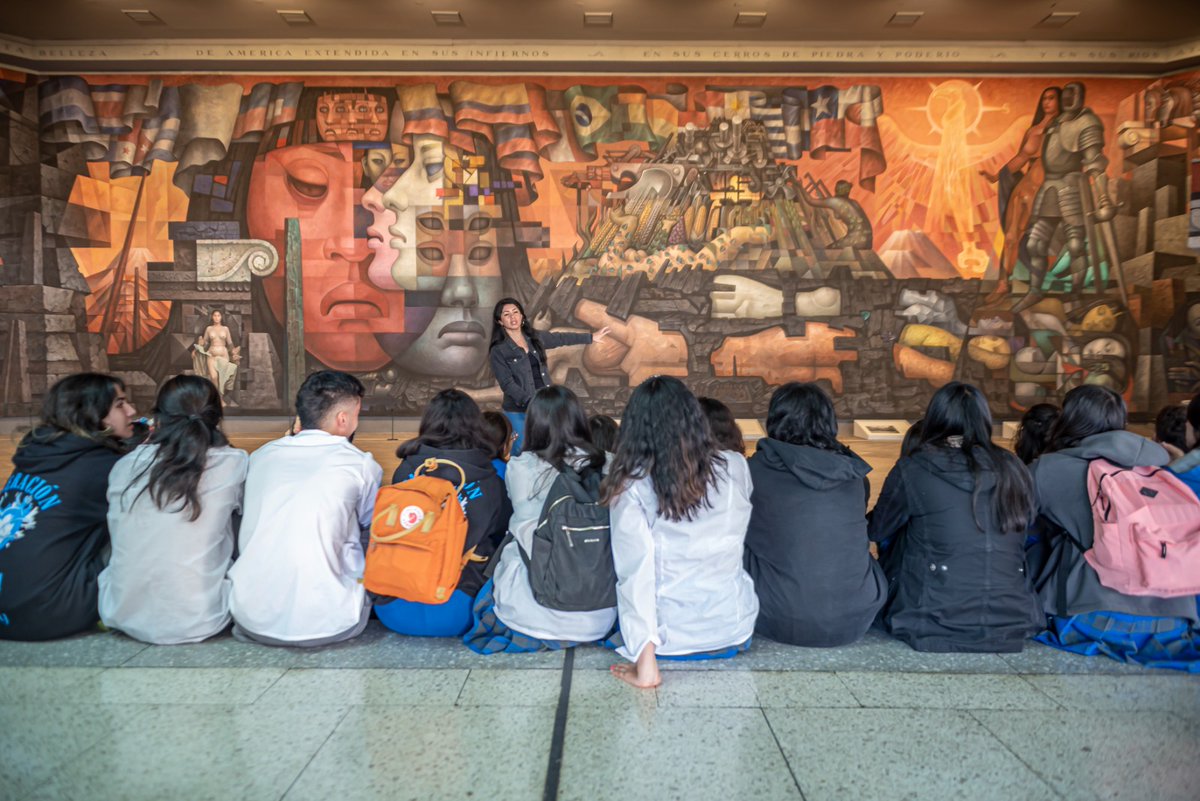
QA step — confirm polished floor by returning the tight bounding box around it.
[1,426,1197,801]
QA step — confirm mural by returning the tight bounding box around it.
[1,71,1198,418]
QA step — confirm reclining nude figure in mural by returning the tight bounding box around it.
[1012,81,1115,314]
[191,309,239,406]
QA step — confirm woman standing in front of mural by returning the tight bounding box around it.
[979,86,1062,304]
[0,373,138,641]
[489,298,608,455]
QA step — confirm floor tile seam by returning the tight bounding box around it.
[965,709,1068,800]
[758,707,809,801]
[244,666,293,705]
[114,641,152,667]
[830,670,869,708]
[452,668,471,706]
[1013,673,1069,710]
[278,705,355,801]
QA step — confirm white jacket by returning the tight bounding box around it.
[610,453,758,660]
[228,431,381,642]
[491,450,617,642]
[100,444,248,644]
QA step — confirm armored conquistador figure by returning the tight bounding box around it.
[1014,81,1115,313]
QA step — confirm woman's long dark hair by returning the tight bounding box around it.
[22,372,129,453]
[1045,385,1126,452]
[602,376,726,522]
[524,385,604,474]
[397,388,489,458]
[912,382,1034,534]
[765,382,851,455]
[698,397,745,454]
[488,297,544,360]
[1014,402,1061,464]
[130,375,227,521]
[1031,86,1063,125]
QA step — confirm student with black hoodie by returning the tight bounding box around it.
[744,383,886,647]
[1029,385,1199,668]
[0,373,137,640]
[869,382,1042,653]
[374,389,512,637]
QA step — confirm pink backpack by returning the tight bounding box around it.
[1083,459,1200,598]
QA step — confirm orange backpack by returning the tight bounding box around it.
[363,457,472,604]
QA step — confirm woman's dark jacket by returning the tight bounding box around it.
[392,444,512,597]
[868,446,1042,653]
[0,432,123,640]
[744,439,886,647]
[489,331,592,412]
[1028,430,1197,623]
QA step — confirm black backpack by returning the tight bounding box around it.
[519,464,617,612]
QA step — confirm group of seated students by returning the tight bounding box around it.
[1,369,1198,685]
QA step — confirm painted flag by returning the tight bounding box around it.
[809,85,847,158]
[781,87,810,158]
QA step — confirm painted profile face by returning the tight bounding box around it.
[316,92,388,141]
[377,205,505,377]
[363,135,447,294]
[1188,303,1200,337]
[247,141,406,372]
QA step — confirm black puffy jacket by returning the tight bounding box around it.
[869,446,1042,653]
[744,439,886,647]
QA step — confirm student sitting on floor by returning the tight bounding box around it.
[228,371,382,647]
[869,382,1042,653]
[744,382,886,648]
[0,373,138,641]
[1167,393,1200,498]
[100,375,247,645]
[1013,402,1060,465]
[465,385,616,653]
[603,376,758,688]
[481,410,515,480]
[1029,385,1199,668]
[698,396,745,454]
[1154,403,1189,459]
[587,413,620,455]
[374,389,511,638]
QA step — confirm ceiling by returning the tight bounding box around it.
[1,0,1198,43]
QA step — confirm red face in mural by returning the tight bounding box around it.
[246,141,407,371]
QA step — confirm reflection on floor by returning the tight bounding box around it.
[1,426,1196,801]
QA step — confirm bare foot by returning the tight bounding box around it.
[610,643,661,689]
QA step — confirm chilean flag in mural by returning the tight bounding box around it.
[810,85,848,157]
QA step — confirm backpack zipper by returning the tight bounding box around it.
[1161,541,1168,559]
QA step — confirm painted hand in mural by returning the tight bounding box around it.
[574,300,689,384]
[710,276,784,319]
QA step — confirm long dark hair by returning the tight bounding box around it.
[131,375,228,521]
[1032,86,1063,125]
[524,385,604,474]
[488,297,544,360]
[1014,403,1061,464]
[1046,385,1126,452]
[913,382,1034,534]
[23,372,128,453]
[765,382,850,455]
[602,376,726,522]
[397,388,489,458]
[588,414,620,453]
[698,397,745,454]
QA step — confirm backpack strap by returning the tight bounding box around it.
[413,457,468,493]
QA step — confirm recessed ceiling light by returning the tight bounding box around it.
[1036,11,1079,28]
[122,9,164,25]
[584,11,614,27]
[887,11,924,28]
[734,12,766,27]
[276,9,314,26]
[431,10,464,25]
